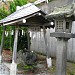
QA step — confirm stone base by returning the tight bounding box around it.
[50,32,75,38]
[46,57,52,68]
[10,61,17,75]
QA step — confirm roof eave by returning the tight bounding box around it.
[46,11,74,21]
[1,11,47,26]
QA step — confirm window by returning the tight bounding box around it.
[56,21,63,29]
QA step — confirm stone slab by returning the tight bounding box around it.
[50,32,75,38]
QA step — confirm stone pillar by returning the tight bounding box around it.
[56,38,68,75]
[10,26,19,75]
[0,26,5,64]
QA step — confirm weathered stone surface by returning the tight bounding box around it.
[22,49,37,65]
[0,63,10,75]
[17,50,24,64]
[56,38,68,75]
[39,0,74,14]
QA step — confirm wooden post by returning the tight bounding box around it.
[43,26,49,57]
[10,26,19,75]
[0,26,5,64]
[12,26,19,63]
[43,26,52,68]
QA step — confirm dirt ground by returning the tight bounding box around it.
[2,50,12,62]
[2,50,75,75]
[17,54,75,75]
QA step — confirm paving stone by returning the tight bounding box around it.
[0,63,10,75]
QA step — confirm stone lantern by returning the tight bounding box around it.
[55,18,72,33]
[46,4,75,75]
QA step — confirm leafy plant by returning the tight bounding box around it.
[9,0,28,13]
[0,6,9,20]
[17,63,36,72]
[24,65,34,70]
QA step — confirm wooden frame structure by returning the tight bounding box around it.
[0,3,51,75]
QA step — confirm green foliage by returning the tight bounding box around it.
[17,63,24,70]
[0,6,9,45]
[17,27,31,51]
[17,63,36,72]
[0,6,9,20]
[24,65,34,70]
[3,26,14,50]
[9,0,28,13]
[4,35,14,50]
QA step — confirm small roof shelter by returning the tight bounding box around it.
[0,3,50,75]
[1,1,75,75]
[0,3,49,26]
